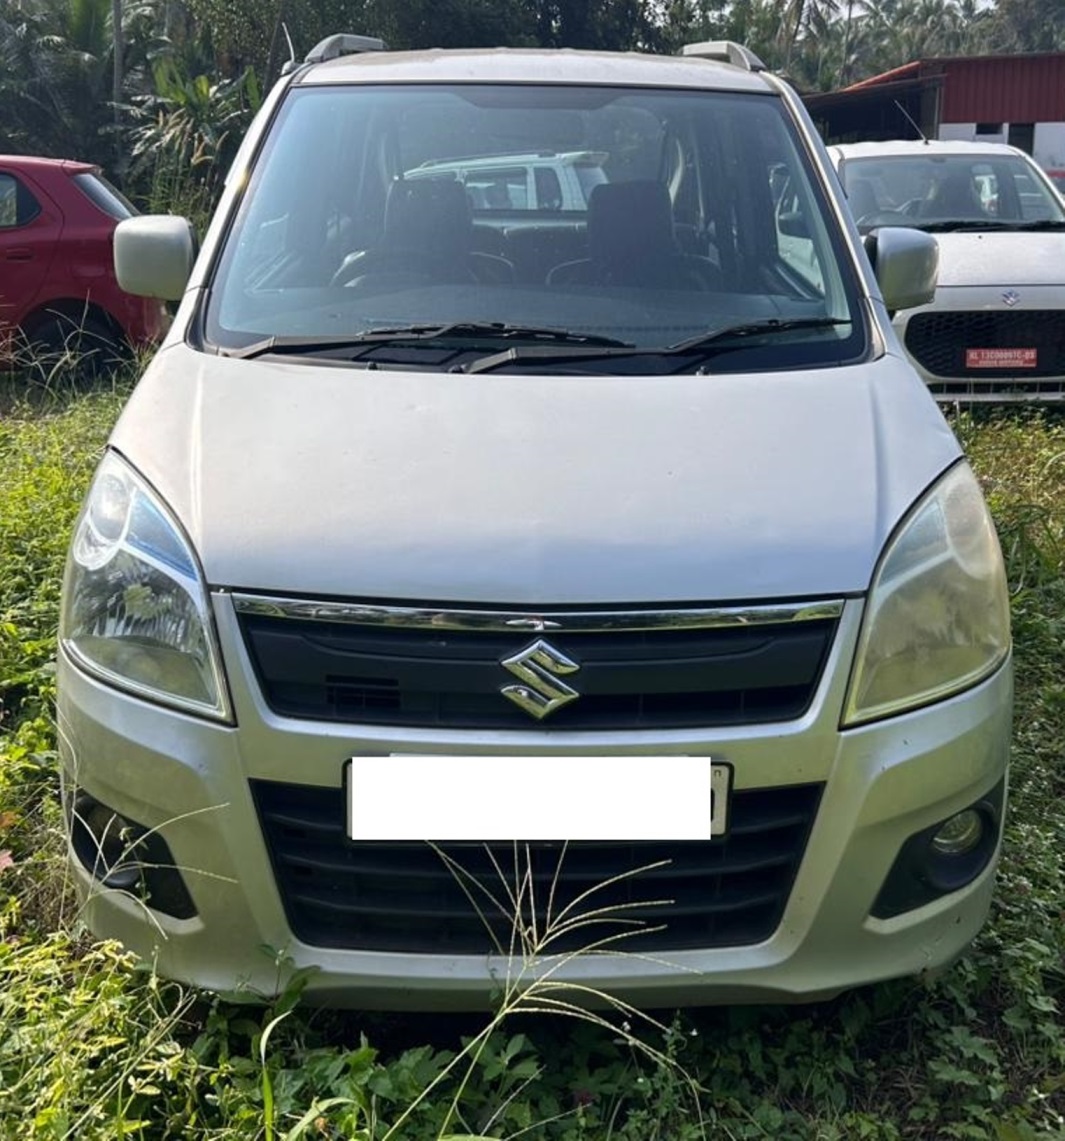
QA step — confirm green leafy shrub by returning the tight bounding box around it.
[126,57,261,233]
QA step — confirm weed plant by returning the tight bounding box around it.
[1,377,1064,1138]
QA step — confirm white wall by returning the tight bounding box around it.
[937,122,1006,144]
[936,121,1065,171]
[1033,123,1065,171]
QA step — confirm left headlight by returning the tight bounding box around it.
[842,460,1010,727]
[60,450,230,721]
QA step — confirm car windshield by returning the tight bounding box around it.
[205,83,865,370]
[840,153,1065,230]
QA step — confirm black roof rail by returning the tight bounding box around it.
[304,33,389,64]
[680,41,766,71]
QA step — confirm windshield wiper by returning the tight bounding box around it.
[221,322,633,360]
[918,220,1018,233]
[974,219,1065,232]
[461,316,853,374]
[666,317,853,353]
[917,218,1065,234]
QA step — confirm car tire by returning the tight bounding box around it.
[22,313,127,385]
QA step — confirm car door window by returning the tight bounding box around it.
[0,174,41,228]
[466,168,528,209]
[534,167,563,211]
[773,172,825,294]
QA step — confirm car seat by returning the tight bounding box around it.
[919,169,985,220]
[332,178,513,286]
[547,181,722,289]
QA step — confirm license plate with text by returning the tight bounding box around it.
[966,347,1037,369]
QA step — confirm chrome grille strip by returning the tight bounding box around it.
[230,593,845,633]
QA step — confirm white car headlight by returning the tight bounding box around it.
[843,461,1010,727]
[60,450,229,721]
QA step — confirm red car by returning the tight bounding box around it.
[0,155,167,370]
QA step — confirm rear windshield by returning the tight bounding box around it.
[205,83,866,371]
[73,172,137,220]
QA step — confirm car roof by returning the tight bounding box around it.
[0,154,98,174]
[830,140,1028,161]
[412,150,606,169]
[294,46,774,95]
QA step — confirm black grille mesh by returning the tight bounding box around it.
[905,310,1065,387]
[238,612,837,731]
[251,779,823,953]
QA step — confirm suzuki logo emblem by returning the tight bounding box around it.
[1002,289,1021,307]
[500,639,580,720]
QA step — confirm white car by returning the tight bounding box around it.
[1044,168,1065,198]
[57,37,1012,1009]
[404,150,608,212]
[830,139,1065,402]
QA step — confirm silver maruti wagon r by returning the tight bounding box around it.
[57,35,1012,1008]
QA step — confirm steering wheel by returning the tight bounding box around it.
[332,250,479,288]
[331,251,433,288]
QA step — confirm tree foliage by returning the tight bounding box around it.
[125,57,260,228]
[0,0,116,162]
[986,0,1065,50]
[1,0,1063,205]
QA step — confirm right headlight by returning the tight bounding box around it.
[60,450,229,721]
[843,461,1010,727]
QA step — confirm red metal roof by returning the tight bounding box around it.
[840,61,922,92]
[839,53,1065,123]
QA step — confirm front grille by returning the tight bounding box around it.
[237,605,838,731]
[251,779,823,953]
[906,311,1065,401]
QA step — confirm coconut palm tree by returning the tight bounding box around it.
[0,0,157,166]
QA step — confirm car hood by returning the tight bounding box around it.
[109,346,960,605]
[930,230,1065,287]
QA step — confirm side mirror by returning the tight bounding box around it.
[114,216,197,301]
[862,227,938,312]
[777,211,810,238]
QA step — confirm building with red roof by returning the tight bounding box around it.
[804,53,1065,178]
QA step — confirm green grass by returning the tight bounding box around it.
[2,383,1064,1139]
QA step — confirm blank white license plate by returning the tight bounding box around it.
[345,755,732,841]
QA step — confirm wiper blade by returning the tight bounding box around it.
[981,219,1065,232]
[222,322,632,360]
[665,317,852,354]
[462,343,645,374]
[461,317,851,374]
[221,334,387,361]
[917,220,1007,233]
[432,322,633,347]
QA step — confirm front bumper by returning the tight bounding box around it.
[57,595,1013,1009]
[896,285,1065,403]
